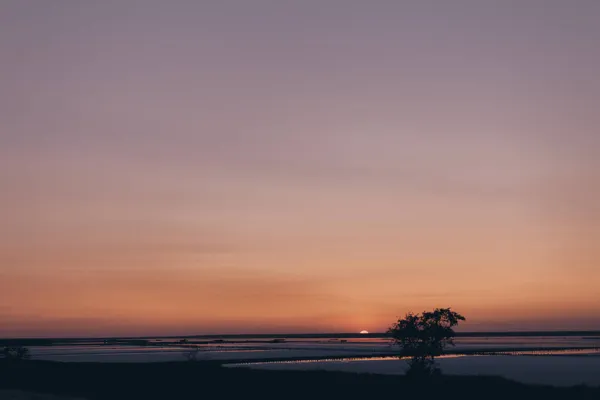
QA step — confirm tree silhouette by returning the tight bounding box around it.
[2,346,31,361]
[388,308,465,377]
[182,345,201,361]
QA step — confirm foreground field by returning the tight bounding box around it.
[2,360,600,400]
[0,390,86,400]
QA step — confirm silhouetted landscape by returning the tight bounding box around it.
[3,324,600,399]
[3,359,600,400]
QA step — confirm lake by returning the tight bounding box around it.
[25,335,600,387]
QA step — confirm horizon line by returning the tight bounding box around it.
[2,329,600,341]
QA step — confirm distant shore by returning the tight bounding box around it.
[2,330,600,346]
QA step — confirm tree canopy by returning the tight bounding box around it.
[1,346,31,361]
[388,308,465,376]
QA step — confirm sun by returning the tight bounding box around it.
[359,330,369,334]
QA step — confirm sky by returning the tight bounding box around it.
[1,0,599,337]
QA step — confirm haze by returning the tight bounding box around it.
[1,0,599,337]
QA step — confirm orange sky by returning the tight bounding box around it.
[1,1,599,337]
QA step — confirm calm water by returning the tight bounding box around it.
[226,354,600,387]
[29,335,600,361]
[25,335,600,386]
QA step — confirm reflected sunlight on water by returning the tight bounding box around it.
[227,354,467,366]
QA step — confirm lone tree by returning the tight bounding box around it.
[183,346,201,362]
[388,308,465,377]
[1,346,31,362]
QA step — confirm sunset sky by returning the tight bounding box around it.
[1,1,599,337]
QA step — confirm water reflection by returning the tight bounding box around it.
[26,335,600,363]
[228,354,468,366]
[226,348,600,367]
[493,348,600,356]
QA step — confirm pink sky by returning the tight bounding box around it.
[1,0,599,337]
